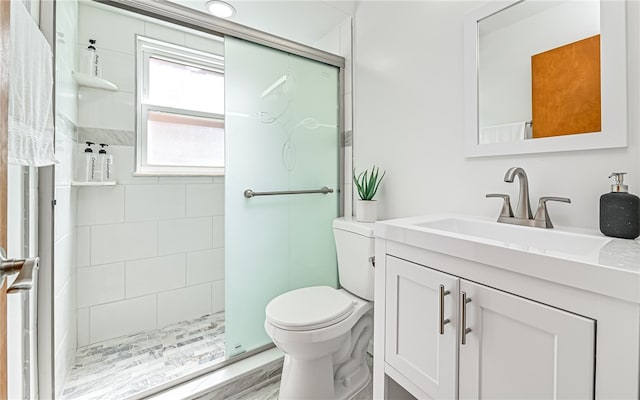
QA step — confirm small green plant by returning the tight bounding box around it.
[354,165,386,200]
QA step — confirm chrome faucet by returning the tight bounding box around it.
[503,167,533,220]
[486,167,571,228]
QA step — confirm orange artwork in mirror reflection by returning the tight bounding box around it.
[531,34,601,138]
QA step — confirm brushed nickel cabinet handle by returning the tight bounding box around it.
[461,291,472,345]
[439,284,451,335]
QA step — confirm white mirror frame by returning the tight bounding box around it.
[464,0,627,157]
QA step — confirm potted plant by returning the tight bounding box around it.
[353,165,386,222]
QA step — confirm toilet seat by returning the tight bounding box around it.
[266,286,355,331]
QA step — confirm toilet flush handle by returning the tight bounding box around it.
[369,256,375,268]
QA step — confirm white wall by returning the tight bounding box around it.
[75,3,225,345]
[353,1,639,231]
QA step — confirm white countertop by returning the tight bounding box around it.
[375,214,640,303]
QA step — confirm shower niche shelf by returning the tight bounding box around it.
[73,71,118,91]
[71,181,117,187]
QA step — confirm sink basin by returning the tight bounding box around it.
[412,216,611,259]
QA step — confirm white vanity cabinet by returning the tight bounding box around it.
[458,279,594,399]
[384,257,459,399]
[374,215,640,399]
[383,256,595,399]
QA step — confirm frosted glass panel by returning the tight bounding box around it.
[146,111,224,167]
[225,37,340,356]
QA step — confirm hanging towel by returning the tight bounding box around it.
[8,0,57,166]
[479,122,526,144]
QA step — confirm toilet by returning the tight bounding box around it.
[264,218,375,400]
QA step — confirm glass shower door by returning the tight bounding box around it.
[225,37,340,356]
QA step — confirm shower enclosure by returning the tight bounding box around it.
[225,37,341,356]
[50,1,345,398]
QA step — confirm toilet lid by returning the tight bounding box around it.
[266,286,355,331]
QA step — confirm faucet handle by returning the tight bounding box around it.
[534,197,571,228]
[486,193,514,218]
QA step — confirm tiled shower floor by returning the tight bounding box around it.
[61,312,226,400]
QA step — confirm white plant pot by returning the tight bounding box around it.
[356,200,377,223]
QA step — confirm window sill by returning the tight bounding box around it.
[131,170,225,177]
[131,166,225,177]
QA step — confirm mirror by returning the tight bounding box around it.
[464,0,627,157]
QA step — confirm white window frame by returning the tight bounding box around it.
[135,35,225,176]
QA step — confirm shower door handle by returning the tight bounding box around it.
[244,186,334,198]
[0,248,40,293]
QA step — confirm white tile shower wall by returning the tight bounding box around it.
[212,279,225,313]
[76,0,227,345]
[89,295,157,343]
[353,1,640,230]
[77,89,135,132]
[78,4,144,56]
[156,283,212,327]
[125,184,186,222]
[76,308,89,348]
[90,221,158,265]
[76,146,225,344]
[76,262,125,308]
[126,254,186,298]
[77,185,125,225]
[75,2,227,345]
[158,217,214,255]
[77,2,224,132]
[186,248,224,285]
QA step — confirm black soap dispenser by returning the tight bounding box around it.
[599,172,639,239]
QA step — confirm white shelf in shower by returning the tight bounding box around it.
[71,181,117,186]
[73,71,118,91]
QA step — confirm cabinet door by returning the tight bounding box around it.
[459,280,595,399]
[385,257,459,399]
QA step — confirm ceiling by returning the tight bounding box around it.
[167,0,355,48]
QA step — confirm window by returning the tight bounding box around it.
[136,36,225,175]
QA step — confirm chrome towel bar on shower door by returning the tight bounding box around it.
[244,186,334,198]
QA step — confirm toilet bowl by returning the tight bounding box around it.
[265,287,373,400]
[264,218,376,400]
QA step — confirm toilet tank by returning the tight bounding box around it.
[332,218,375,301]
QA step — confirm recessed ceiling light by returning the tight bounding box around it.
[205,0,236,18]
